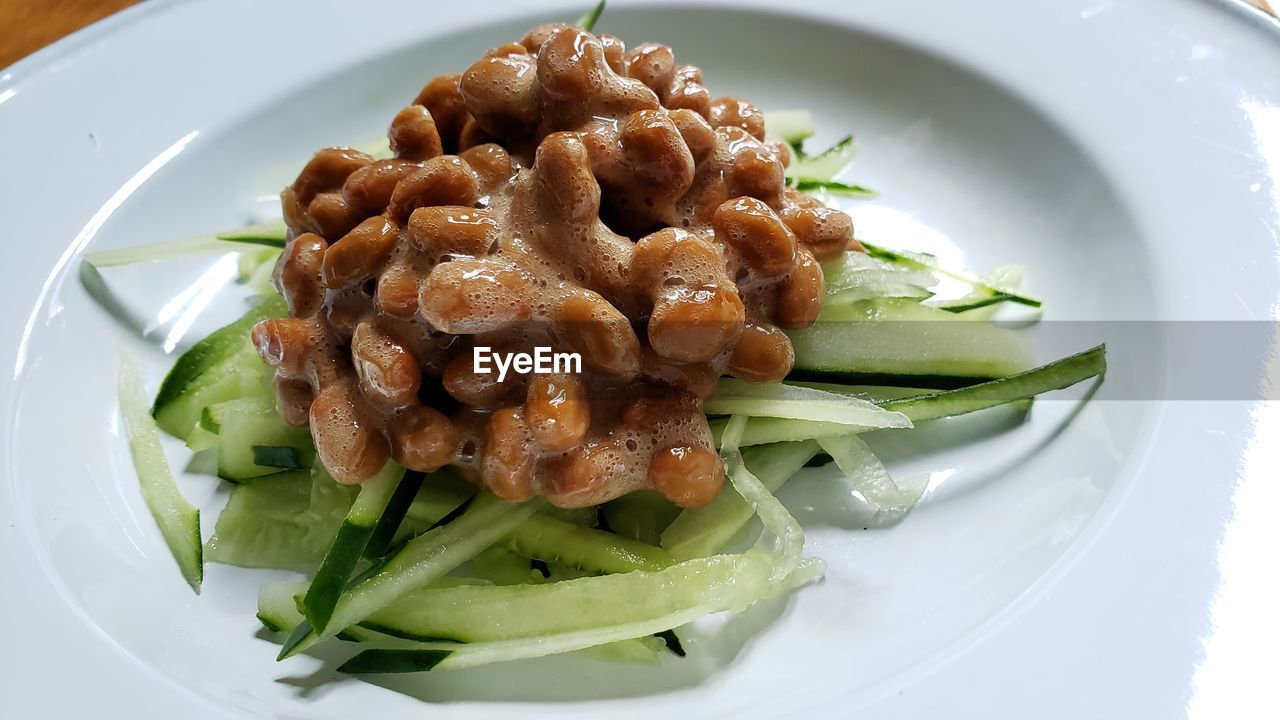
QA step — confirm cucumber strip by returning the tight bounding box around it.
[345,556,824,672]
[817,435,924,508]
[763,109,814,144]
[251,445,305,469]
[303,462,408,633]
[719,416,806,579]
[216,220,287,248]
[786,135,854,180]
[602,490,681,546]
[364,470,427,561]
[358,552,784,645]
[583,636,666,664]
[396,476,668,573]
[505,515,674,573]
[205,470,356,572]
[118,353,202,591]
[152,294,286,438]
[787,177,876,196]
[861,241,1042,308]
[661,441,820,561]
[709,416,854,447]
[205,396,314,481]
[654,629,685,657]
[279,492,541,659]
[879,344,1106,423]
[576,0,606,31]
[83,236,238,268]
[704,379,911,429]
[932,293,1018,313]
[258,581,310,633]
[790,299,1035,380]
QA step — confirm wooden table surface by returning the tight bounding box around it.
[1,0,1275,70]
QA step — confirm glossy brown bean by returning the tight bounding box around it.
[712,196,797,278]
[665,80,711,117]
[457,143,515,190]
[309,383,391,485]
[375,264,422,318]
[629,227,723,291]
[389,404,460,471]
[626,43,675,93]
[251,317,315,376]
[727,142,785,202]
[709,97,766,140]
[537,27,606,101]
[273,375,314,426]
[545,439,637,508]
[727,322,795,382]
[647,284,745,363]
[321,215,397,289]
[639,346,718,399]
[779,205,854,263]
[418,258,532,334]
[598,34,627,74]
[648,445,724,508]
[388,156,480,223]
[389,105,443,162]
[484,42,529,58]
[459,54,539,139]
[412,74,468,151]
[407,206,499,256]
[351,321,421,408]
[525,374,589,451]
[442,350,514,408]
[273,233,328,317]
[533,132,601,225]
[481,407,536,502]
[293,147,373,206]
[552,291,641,379]
[619,109,694,198]
[306,192,364,240]
[280,187,309,234]
[766,138,792,168]
[667,108,715,163]
[519,22,570,53]
[773,248,825,329]
[342,159,423,215]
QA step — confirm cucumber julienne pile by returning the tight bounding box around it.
[97,4,1105,681]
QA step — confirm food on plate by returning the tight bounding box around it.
[93,1,1105,683]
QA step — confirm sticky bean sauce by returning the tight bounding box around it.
[254,24,858,509]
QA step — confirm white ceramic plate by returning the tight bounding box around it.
[2,0,1278,717]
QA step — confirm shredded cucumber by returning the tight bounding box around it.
[719,416,806,579]
[576,0,606,32]
[790,298,1035,380]
[818,435,925,508]
[217,220,287,248]
[118,353,203,591]
[879,344,1106,422]
[205,469,356,572]
[764,109,814,144]
[504,515,674,573]
[602,490,681,546]
[662,441,820,561]
[279,493,541,659]
[304,462,409,633]
[786,135,854,180]
[862,241,1042,309]
[704,379,911,429]
[787,177,875,196]
[151,294,285,438]
[83,236,239,268]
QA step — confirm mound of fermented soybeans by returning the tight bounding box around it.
[252,21,855,508]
